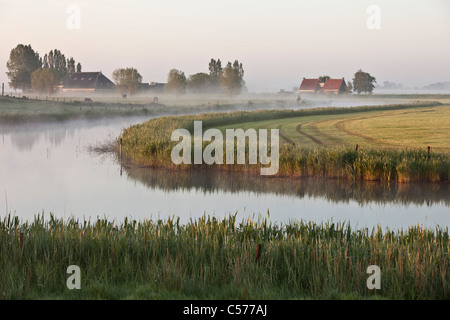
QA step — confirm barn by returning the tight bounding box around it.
[298,77,347,95]
[58,72,115,93]
[298,78,321,94]
[321,78,347,94]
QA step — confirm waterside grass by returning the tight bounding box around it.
[0,213,448,300]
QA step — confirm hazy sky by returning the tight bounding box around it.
[1,0,449,92]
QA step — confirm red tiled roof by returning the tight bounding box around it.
[299,78,320,91]
[322,79,345,91]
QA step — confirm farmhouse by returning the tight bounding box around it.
[321,78,347,94]
[58,72,115,93]
[298,77,347,95]
[298,78,321,94]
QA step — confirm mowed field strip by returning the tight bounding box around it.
[216,104,450,153]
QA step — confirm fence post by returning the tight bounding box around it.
[255,244,262,262]
[120,138,123,161]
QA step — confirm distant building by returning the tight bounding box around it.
[321,78,347,94]
[58,72,115,93]
[298,77,347,95]
[140,82,166,93]
[298,78,321,94]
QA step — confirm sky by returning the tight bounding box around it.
[0,0,449,92]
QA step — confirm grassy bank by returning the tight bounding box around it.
[119,102,449,183]
[1,214,448,300]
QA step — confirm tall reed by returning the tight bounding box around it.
[1,213,448,299]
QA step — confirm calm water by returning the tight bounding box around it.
[0,115,448,230]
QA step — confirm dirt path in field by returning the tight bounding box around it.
[296,122,324,146]
[276,123,297,146]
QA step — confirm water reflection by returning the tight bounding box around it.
[0,119,139,151]
[122,165,450,207]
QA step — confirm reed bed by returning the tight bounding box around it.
[1,213,448,299]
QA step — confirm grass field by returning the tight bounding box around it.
[215,105,450,154]
[1,214,448,300]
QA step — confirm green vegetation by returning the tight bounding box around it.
[120,101,449,183]
[1,213,448,300]
[112,67,143,96]
[31,68,58,95]
[42,49,79,82]
[217,106,450,152]
[6,44,81,92]
[352,69,377,94]
[0,96,159,123]
[187,72,211,93]
[165,68,187,96]
[0,94,308,124]
[6,44,42,91]
[166,58,245,96]
[219,60,245,96]
[0,95,289,124]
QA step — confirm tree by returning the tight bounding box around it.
[319,75,330,84]
[165,69,187,95]
[346,81,353,94]
[352,69,376,94]
[187,72,211,93]
[67,57,76,74]
[76,62,82,72]
[208,58,222,91]
[219,60,245,96]
[112,67,143,95]
[45,49,68,80]
[6,44,42,92]
[31,68,58,95]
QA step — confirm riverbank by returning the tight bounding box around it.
[119,101,449,183]
[1,213,448,300]
[0,95,305,124]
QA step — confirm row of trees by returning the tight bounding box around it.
[165,59,246,96]
[81,59,246,97]
[6,44,82,94]
[6,44,375,96]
